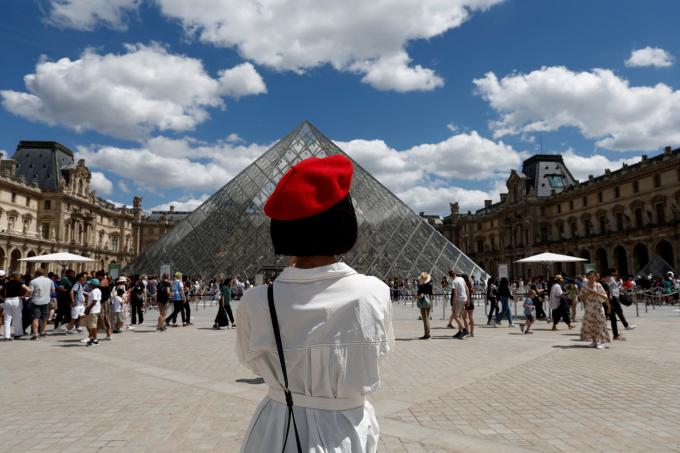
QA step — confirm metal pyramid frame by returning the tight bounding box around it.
[129,121,487,282]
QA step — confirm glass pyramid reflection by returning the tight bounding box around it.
[128,121,487,282]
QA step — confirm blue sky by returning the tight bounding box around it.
[1,0,679,214]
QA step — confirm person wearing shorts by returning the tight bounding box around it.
[520,290,536,334]
[155,273,171,332]
[448,269,469,339]
[84,278,101,347]
[29,269,54,340]
[462,274,475,338]
[67,273,88,334]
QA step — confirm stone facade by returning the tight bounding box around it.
[435,147,680,279]
[0,141,187,275]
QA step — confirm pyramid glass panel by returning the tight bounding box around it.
[128,121,487,282]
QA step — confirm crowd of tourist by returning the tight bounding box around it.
[0,268,248,345]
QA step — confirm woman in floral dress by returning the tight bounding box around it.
[580,271,611,349]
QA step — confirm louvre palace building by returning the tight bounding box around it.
[433,147,680,279]
[0,141,186,274]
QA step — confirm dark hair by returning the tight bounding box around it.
[270,195,357,257]
[499,277,510,292]
[117,288,125,297]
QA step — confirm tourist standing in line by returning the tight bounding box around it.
[2,271,31,340]
[181,275,192,326]
[550,275,574,331]
[462,274,475,338]
[84,278,101,347]
[237,154,394,452]
[166,272,185,327]
[96,271,113,341]
[580,270,611,348]
[417,272,433,340]
[54,269,74,330]
[130,277,146,327]
[448,269,469,338]
[495,277,514,327]
[28,269,54,340]
[606,268,636,340]
[112,288,125,333]
[156,273,171,331]
[486,277,499,325]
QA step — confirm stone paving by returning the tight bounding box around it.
[1,299,679,452]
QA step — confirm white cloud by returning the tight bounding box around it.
[474,66,680,151]
[89,171,113,195]
[396,185,494,215]
[1,43,267,139]
[118,180,131,194]
[75,136,267,192]
[150,195,210,212]
[226,133,244,143]
[625,47,674,68]
[561,149,641,182]
[156,0,504,92]
[46,0,140,31]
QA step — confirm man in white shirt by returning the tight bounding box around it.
[447,269,469,338]
[84,278,102,347]
[67,273,88,334]
[550,274,574,331]
[29,269,55,340]
[607,268,635,340]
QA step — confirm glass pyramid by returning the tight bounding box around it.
[129,121,487,282]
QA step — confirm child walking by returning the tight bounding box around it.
[520,289,536,334]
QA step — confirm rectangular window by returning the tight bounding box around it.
[569,200,574,210]
[570,222,578,238]
[559,224,565,237]
[11,192,16,203]
[540,226,549,242]
[582,196,588,207]
[656,203,665,224]
[654,174,661,188]
[113,218,119,227]
[557,204,561,214]
[477,239,484,253]
[635,208,643,228]
[540,207,546,216]
[111,236,119,252]
[614,186,620,198]
[616,212,624,232]
[26,197,31,207]
[633,181,639,193]
[547,175,564,188]
[41,223,50,239]
[44,200,51,210]
[597,191,603,202]
[599,216,607,234]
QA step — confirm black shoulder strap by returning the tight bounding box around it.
[267,283,302,453]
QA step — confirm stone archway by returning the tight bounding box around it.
[26,250,37,274]
[580,249,591,262]
[613,245,629,277]
[656,240,674,268]
[566,250,577,276]
[633,243,649,273]
[9,249,22,273]
[595,248,608,274]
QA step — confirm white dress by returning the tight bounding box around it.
[236,262,394,452]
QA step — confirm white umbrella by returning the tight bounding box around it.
[515,252,587,263]
[19,252,95,263]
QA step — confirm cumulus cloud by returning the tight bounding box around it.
[75,136,267,193]
[396,185,494,215]
[625,47,674,68]
[156,0,503,92]
[150,195,210,212]
[474,66,680,151]
[89,171,113,195]
[561,149,641,182]
[46,0,140,31]
[1,44,267,139]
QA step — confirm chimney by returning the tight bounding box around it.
[664,146,672,155]
[500,193,508,203]
[170,205,175,212]
[484,200,492,209]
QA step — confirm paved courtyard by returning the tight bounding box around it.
[1,299,679,452]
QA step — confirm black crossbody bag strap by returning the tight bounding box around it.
[267,283,303,453]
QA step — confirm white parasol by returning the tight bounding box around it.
[515,252,587,263]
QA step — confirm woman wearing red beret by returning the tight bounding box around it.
[236,154,394,453]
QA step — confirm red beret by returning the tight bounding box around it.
[264,154,353,221]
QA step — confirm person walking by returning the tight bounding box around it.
[486,277,499,326]
[448,269,469,338]
[495,277,514,327]
[156,273,171,331]
[550,275,574,331]
[166,272,185,327]
[416,272,433,340]
[54,269,74,331]
[214,278,235,329]
[580,271,611,348]
[84,278,101,347]
[66,273,88,334]
[130,277,146,327]
[2,271,31,340]
[28,269,54,340]
[181,275,192,326]
[96,271,113,341]
[236,154,394,452]
[606,268,636,341]
[462,274,475,338]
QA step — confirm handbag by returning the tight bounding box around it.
[619,293,633,306]
[416,294,431,310]
[267,284,303,453]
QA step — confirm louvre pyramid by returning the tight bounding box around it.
[129,121,487,282]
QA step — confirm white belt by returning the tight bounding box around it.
[4,297,21,302]
[267,387,365,411]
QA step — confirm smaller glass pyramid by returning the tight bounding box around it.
[129,121,487,283]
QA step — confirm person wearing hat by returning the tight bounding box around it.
[236,155,394,453]
[549,274,574,331]
[84,278,102,346]
[417,272,433,339]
